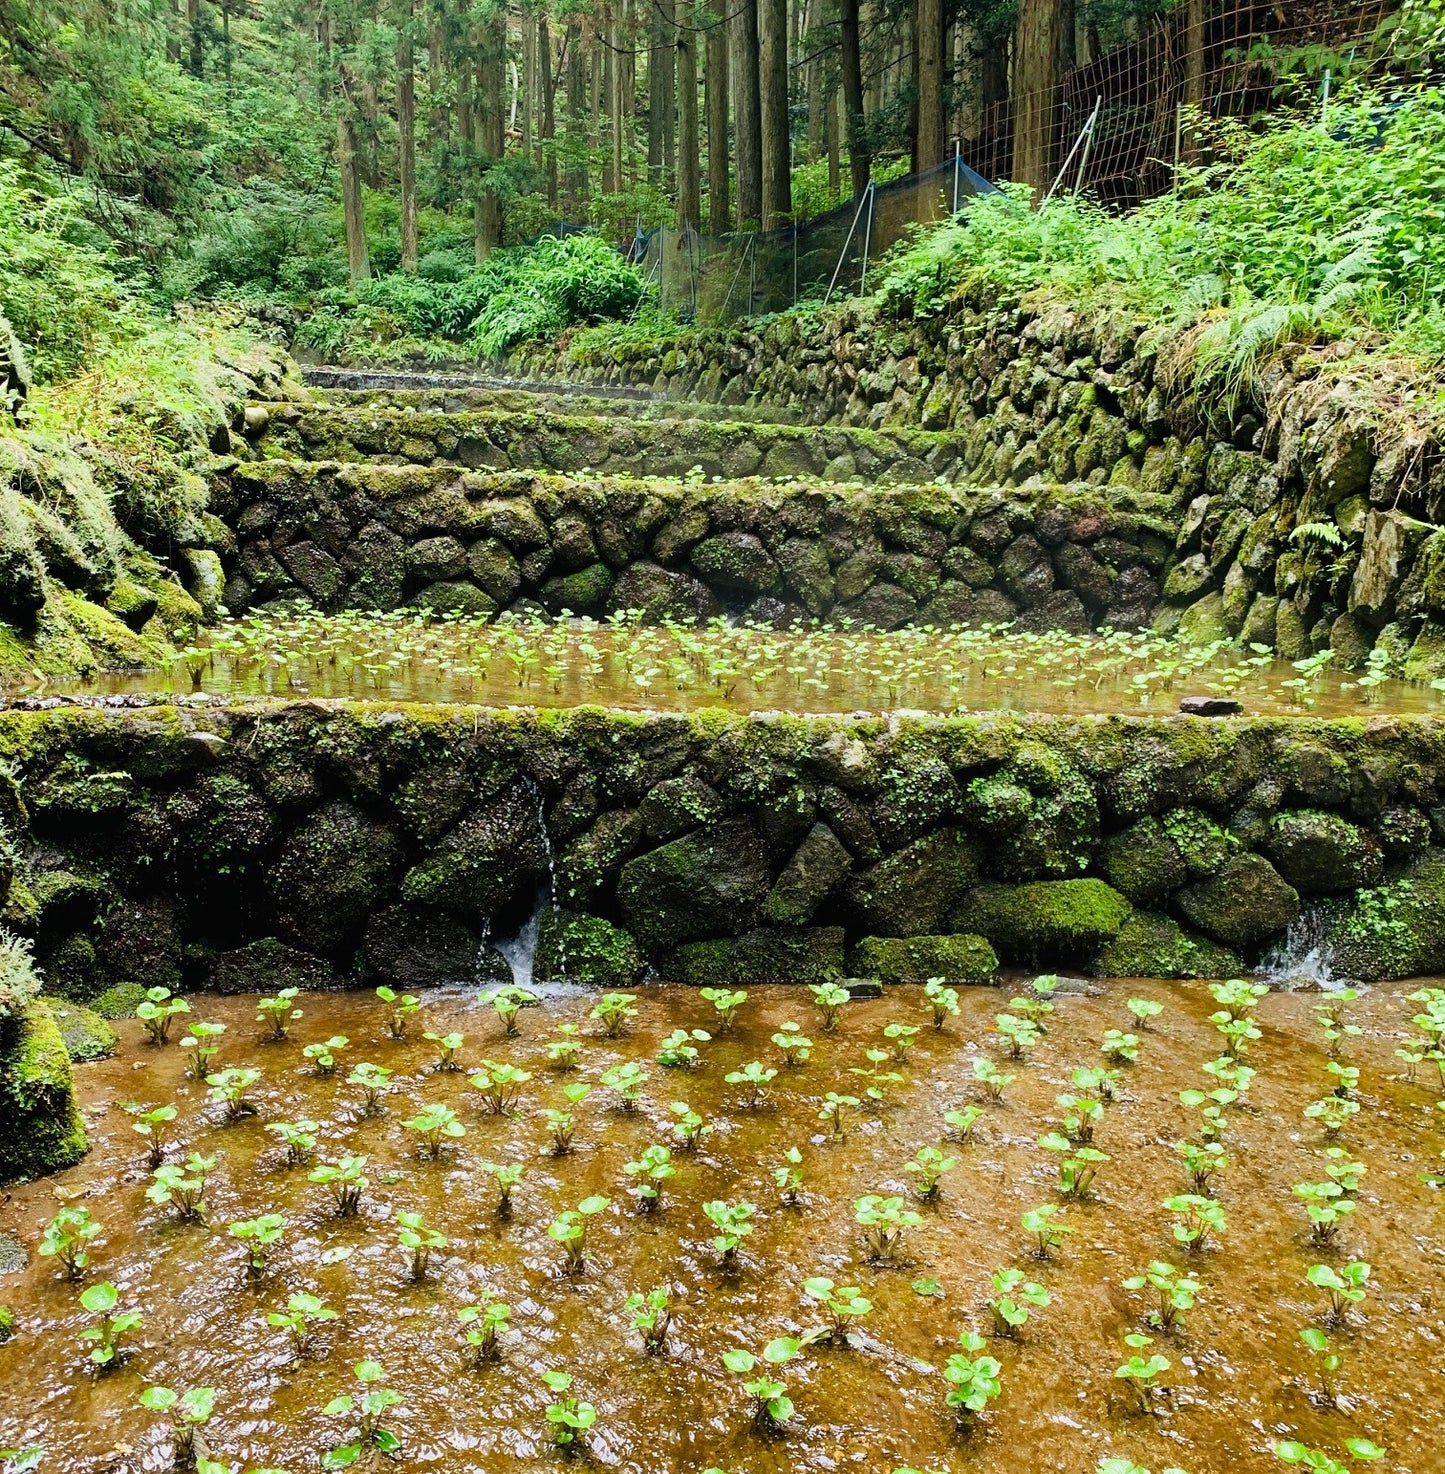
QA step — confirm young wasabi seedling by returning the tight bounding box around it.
[1396,1041,1425,1081]
[147,1154,216,1221]
[138,1384,215,1464]
[1324,1148,1366,1196]
[905,1145,957,1199]
[542,1082,593,1154]
[481,984,529,1037]
[849,1050,905,1108]
[589,991,638,1038]
[1057,1091,1105,1144]
[266,1118,319,1166]
[988,1267,1050,1337]
[1076,1064,1122,1102]
[548,1196,611,1275]
[1102,1029,1140,1064]
[1122,1262,1200,1332]
[945,1103,984,1143]
[884,1021,920,1061]
[458,1300,509,1365]
[137,986,190,1045]
[1163,1195,1226,1252]
[303,1036,349,1075]
[1209,979,1268,1020]
[123,1102,179,1167]
[397,1210,447,1279]
[818,1091,860,1137]
[855,1194,921,1264]
[1307,1262,1370,1327]
[1315,992,1362,1058]
[810,981,850,1032]
[803,1276,872,1343]
[704,1199,756,1266]
[722,1339,798,1428]
[943,1330,1001,1429]
[1023,1203,1071,1259]
[267,1290,337,1356]
[403,1103,466,1158]
[725,1059,777,1108]
[625,1286,673,1354]
[229,1214,285,1276]
[1115,1332,1170,1413]
[771,1022,812,1066]
[310,1155,369,1217]
[79,1281,142,1369]
[1326,1060,1360,1099]
[1127,997,1164,1030]
[1010,985,1055,1033]
[601,1059,648,1111]
[347,1061,392,1115]
[774,1146,804,1204]
[1180,1086,1237,1142]
[658,1028,710,1067]
[623,1144,675,1211]
[923,977,959,1028]
[1293,1181,1355,1246]
[206,1067,262,1123]
[547,1022,584,1068]
[469,1060,533,1115]
[375,985,419,1039]
[479,1160,526,1214]
[1202,1054,1255,1095]
[541,1368,597,1450]
[179,1021,226,1079]
[256,987,302,1042]
[322,1359,403,1467]
[993,1012,1040,1060]
[38,1206,102,1280]
[670,1101,713,1150]
[1305,1095,1360,1139]
[1272,1439,1385,1471]
[423,1030,465,1072]
[1214,1014,1262,1059]
[973,1057,1013,1101]
[700,986,747,1032]
[1175,1139,1227,1196]
[1038,1135,1109,1199]
[1298,1326,1343,1407]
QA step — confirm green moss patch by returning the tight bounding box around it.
[536,910,644,987]
[39,995,116,1061]
[1092,911,1243,980]
[848,933,998,985]
[0,1001,88,1184]
[668,927,846,985]
[953,879,1132,965]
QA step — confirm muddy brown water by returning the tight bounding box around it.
[2,980,1441,1473]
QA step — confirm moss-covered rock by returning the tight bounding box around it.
[89,980,147,1019]
[401,789,548,925]
[0,1302,14,1343]
[0,1001,88,1183]
[363,904,504,989]
[848,932,997,984]
[39,995,116,1061]
[535,909,644,986]
[1092,910,1244,979]
[202,937,344,994]
[1264,810,1384,895]
[540,562,613,615]
[1323,849,1445,981]
[668,926,845,985]
[965,744,1099,879]
[1097,817,1186,903]
[845,828,979,936]
[557,808,645,904]
[1176,852,1300,947]
[1161,807,1238,879]
[638,774,726,840]
[952,878,1132,964]
[762,822,853,925]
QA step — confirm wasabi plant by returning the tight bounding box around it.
[905,1145,957,1199]
[700,986,747,1032]
[267,1291,337,1356]
[148,1154,216,1221]
[973,1056,1013,1101]
[482,984,529,1037]
[321,1360,403,1467]
[704,1199,756,1266]
[256,987,302,1042]
[1163,1194,1226,1251]
[1305,1095,1360,1138]
[1299,1327,1342,1407]
[1180,1086,1237,1141]
[600,1059,648,1110]
[670,1101,713,1150]
[404,1102,466,1158]
[883,1021,919,1061]
[589,991,637,1038]
[771,1021,812,1066]
[1039,1134,1109,1199]
[1315,990,1362,1057]
[1127,998,1164,1030]
[479,1159,526,1214]
[818,1091,860,1137]
[923,977,959,1028]
[945,1104,984,1143]
[1057,1091,1105,1144]
[139,1384,215,1464]
[855,1194,921,1264]
[1022,1204,1072,1259]
[541,1369,597,1450]
[79,1281,142,1369]
[123,1102,178,1166]
[1294,1181,1355,1246]
[542,1082,592,1154]
[1115,1333,1170,1413]
[725,1059,777,1108]
[310,1155,369,1216]
[1324,1148,1366,1196]
[347,1061,392,1116]
[229,1214,285,1276]
[458,1300,509,1364]
[774,1146,804,1204]
[1009,986,1054,1034]
[943,1330,1001,1429]
[303,1036,349,1075]
[1210,979,1268,1020]
[658,1027,710,1067]
[266,1118,319,1165]
[849,1049,904,1107]
[37,1206,101,1279]
[1307,1262,1370,1326]
[179,1021,226,1079]
[1395,1042,1424,1081]
[1202,1055,1255,1095]
[1075,1063,1121,1102]
[469,1060,532,1114]
[810,981,850,1031]
[548,1196,611,1275]
[206,1067,262,1123]
[1175,1140,1227,1195]
[1214,1014,1262,1059]
[137,986,190,1045]
[375,986,419,1039]
[988,1268,1049,1337]
[722,1339,797,1428]
[623,1144,674,1211]
[625,1286,673,1353]
[1272,1440,1385,1471]
[397,1210,447,1279]
[993,1012,1040,1060]
[803,1277,872,1343]
[1102,1029,1140,1064]
[1122,1262,1200,1332]
[422,1030,464,1072]
[547,1022,584,1068]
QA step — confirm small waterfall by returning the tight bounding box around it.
[496,890,546,989]
[1259,905,1356,990]
[520,776,564,985]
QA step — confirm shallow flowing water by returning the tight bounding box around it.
[2,980,1441,1472]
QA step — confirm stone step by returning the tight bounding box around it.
[215,457,1177,626]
